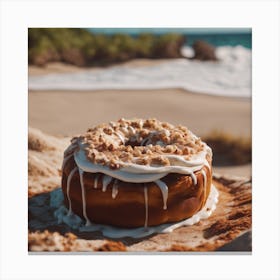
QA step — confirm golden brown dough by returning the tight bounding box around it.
[62,155,212,228]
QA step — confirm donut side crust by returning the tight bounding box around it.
[62,154,212,228]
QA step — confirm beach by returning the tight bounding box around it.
[28,58,251,137]
[29,88,251,137]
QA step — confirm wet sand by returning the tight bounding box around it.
[28,60,170,76]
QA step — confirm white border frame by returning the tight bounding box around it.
[1,0,279,279]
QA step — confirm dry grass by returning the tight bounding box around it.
[203,131,251,166]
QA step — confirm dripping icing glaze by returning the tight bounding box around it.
[78,168,91,226]
[66,137,211,222]
[144,186,148,228]
[154,180,168,210]
[53,184,218,238]
[102,175,112,192]
[74,140,210,183]
[64,123,212,227]
[112,180,119,199]
[201,168,208,203]
[94,174,100,189]
[66,166,78,215]
[66,164,208,226]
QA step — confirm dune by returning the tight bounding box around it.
[28,127,70,197]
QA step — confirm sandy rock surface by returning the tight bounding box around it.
[28,127,252,252]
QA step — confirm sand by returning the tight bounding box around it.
[28,88,251,138]
[28,60,171,76]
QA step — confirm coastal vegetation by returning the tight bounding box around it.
[28,28,185,67]
[203,131,251,165]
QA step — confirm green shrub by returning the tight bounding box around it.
[203,131,251,165]
[152,33,185,58]
[28,28,185,66]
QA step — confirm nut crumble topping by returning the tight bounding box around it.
[71,118,207,169]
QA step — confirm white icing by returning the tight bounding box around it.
[94,174,100,189]
[190,172,197,185]
[78,168,91,226]
[72,138,211,211]
[163,129,170,137]
[65,126,212,228]
[144,186,148,228]
[66,166,78,215]
[154,180,168,210]
[74,142,210,184]
[53,184,219,239]
[120,126,129,135]
[128,125,136,135]
[112,180,119,199]
[114,132,125,144]
[201,169,207,201]
[74,149,169,183]
[102,175,112,192]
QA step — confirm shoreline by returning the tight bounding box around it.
[28,54,251,99]
[29,88,251,102]
[28,60,171,76]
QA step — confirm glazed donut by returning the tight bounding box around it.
[61,118,213,228]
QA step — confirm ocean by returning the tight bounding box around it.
[87,28,252,49]
[28,28,252,98]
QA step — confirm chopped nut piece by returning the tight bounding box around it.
[71,118,208,169]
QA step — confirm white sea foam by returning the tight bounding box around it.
[29,46,251,98]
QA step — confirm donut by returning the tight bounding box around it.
[61,118,213,228]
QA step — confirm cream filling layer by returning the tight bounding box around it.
[74,142,211,183]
